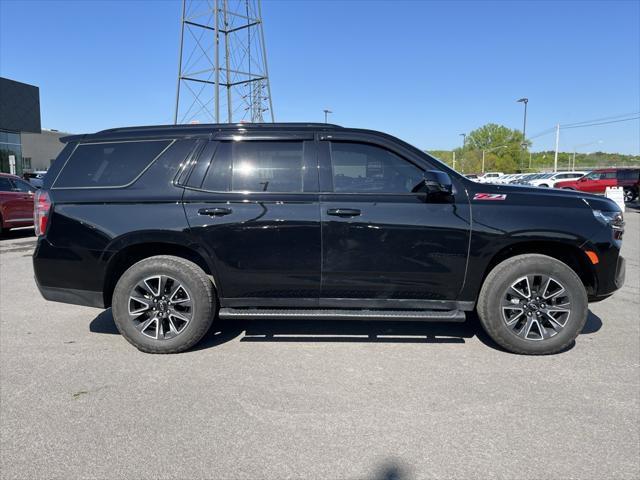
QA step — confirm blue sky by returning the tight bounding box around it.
[1,0,638,154]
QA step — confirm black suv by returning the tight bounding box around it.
[33,123,626,354]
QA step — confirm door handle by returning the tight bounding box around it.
[198,207,232,216]
[327,208,361,217]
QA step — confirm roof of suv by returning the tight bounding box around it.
[61,122,345,143]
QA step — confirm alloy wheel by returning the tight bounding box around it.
[501,274,572,341]
[623,189,634,202]
[128,275,194,340]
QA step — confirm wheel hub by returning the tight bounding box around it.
[501,275,573,341]
[127,275,194,340]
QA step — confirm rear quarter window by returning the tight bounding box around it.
[53,140,173,188]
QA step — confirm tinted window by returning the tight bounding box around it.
[0,177,13,192]
[617,169,639,180]
[201,141,305,192]
[53,140,172,188]
[603,172,616,180]
[330,142,423,193]
[11,179,34,192]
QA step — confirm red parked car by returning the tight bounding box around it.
[0,172,36,235]
[554,167,640,202]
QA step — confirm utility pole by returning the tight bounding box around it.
[323,109,332,124]
[553,123,560,173]
[452,151,456,170]
[482,150,485,174]
[174,0,274,124]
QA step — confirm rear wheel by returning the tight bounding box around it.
[477,254,588,355]
[112,255,216,353]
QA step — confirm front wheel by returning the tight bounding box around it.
[477,254,588,355]
[623,187,637,203]
[112,255,216,353]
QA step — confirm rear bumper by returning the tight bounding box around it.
[33,237,107,308]
[35,278,105,308]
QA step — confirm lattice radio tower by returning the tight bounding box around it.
[174,0,274,124]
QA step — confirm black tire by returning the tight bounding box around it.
[477,254,588,355]
[623,187,637,203]
[112,255,216,353]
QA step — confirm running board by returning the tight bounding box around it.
[218,308,466,322]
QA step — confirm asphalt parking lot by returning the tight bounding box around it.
[1,208,638,480]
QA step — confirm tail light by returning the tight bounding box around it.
[34,190,52,236]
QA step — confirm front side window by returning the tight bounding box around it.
[330,142,423,193]
[585,171,602,180]
[11,179,34,193]
[0,177,13,192]
[201,141,305,193]
[53,140,172,188]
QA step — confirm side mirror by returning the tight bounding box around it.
[579,177,587,182]
[413,170,454,201]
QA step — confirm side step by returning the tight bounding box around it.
[218,308,466,322]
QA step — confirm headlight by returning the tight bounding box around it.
[592,210,624,239]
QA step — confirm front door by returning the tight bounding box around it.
[0,176,34,225]
[318,138,471,306]
[579,171,616,193]
[182,136,321,306]
[9,178,35,222]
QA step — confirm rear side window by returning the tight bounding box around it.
[200,141,305,193]
[53,140,172,188]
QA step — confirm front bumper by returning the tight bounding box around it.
[615,255,626,290]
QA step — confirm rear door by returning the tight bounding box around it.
[182,133,321,306]
[318,134,471,307]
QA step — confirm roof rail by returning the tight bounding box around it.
[96,122,343,135]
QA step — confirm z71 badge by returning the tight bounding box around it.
[473,193,507,201]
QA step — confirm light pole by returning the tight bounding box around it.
[517,98,528,171]
[323,109,332,124]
